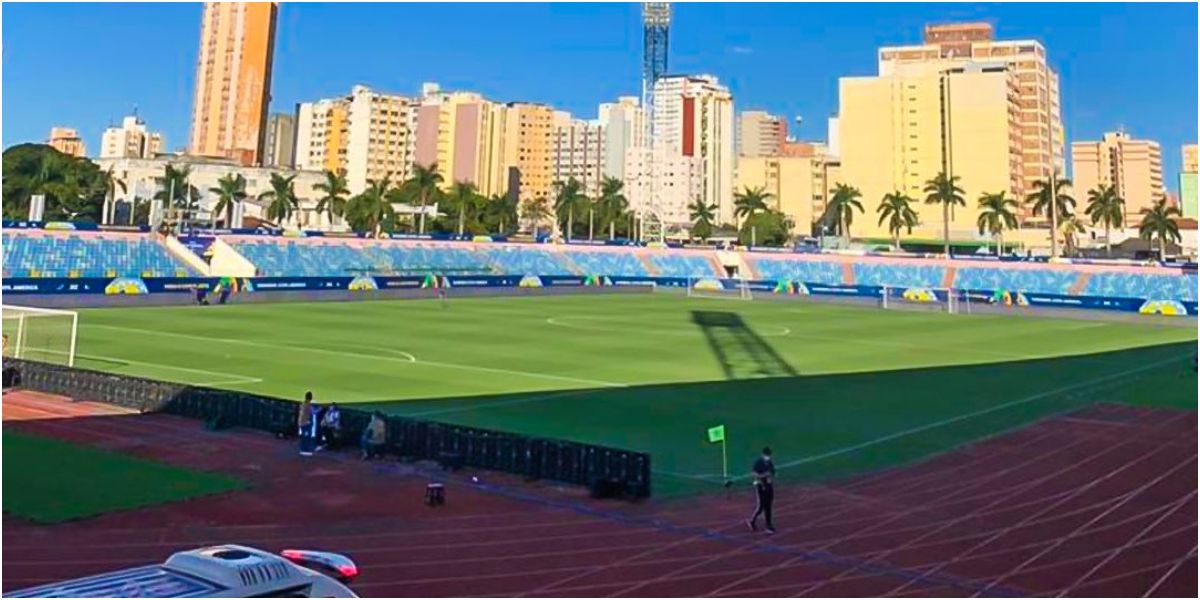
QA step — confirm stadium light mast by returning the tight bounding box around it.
[641,2,670,244]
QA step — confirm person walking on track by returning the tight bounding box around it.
[746,446,777,533]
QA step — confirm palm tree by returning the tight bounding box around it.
[345,176,396,237]
[976,191,1020,256]
[553,177,587,241]
[1058,215,1086,256]
[313,169,350,229]
[923,172,967,256]
[521,196,552,234]
[1026,176,1075,258]
[96,167,126,225]
[1138,198,1182,262]
[688,197,719,242]
[596,177,629,240]
[404,163,443,235]
[483,193,519,235]
[733,186,772,222]
[153,164,199,232]
[258,173,299,227]
[445,181,482,236]
[209,173,247,229]
[826,183,864,237]
[876,191,919,251]
[1084,184,1125,256]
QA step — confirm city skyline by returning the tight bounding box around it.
[3,2,1196,191]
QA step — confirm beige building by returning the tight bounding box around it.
[551,111,605,198]
[188,1,278,166]
[598,96,648,183]
[100,115,164,159]
[836,60,1023,239]
[412,84,510,197]
[737,111,787,158]
[1072,131,1165,222]
[295,85,416,194]
[879,22,1064,222]
[649,75,735,226]
[48,127,87,157]
[502,102,555,203]
[1184,144,1197,173]
[736,148,831,235]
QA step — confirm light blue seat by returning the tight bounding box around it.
[565,251,648,276]
[231,241,374,277]
[853,263,946,288]
[751,257,845,285]
[953,267,1077,295]
[2,232,194,278]
[649,253,719,278]
[1084,272,1198,301]
[484,247,573,275]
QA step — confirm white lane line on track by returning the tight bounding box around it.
[88,324,625,389]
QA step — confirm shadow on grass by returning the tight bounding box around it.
[377,341,1198,496]
[690,310,797,379]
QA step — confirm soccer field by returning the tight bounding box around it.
[43,293,1200,495]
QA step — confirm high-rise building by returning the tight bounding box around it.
[835,60,1023,239]
[552,111,605,199]
[879,22,1064,221]
[736,149,832,235]
[649,75,735,226]
[1181,145,1197,218]
[641,3,670,110]
[47,127,87,157]
[100,115,164,159]
[503,102,555,203]
[1072,131,1165,223]
[294,85,416,194]
[188,1,278,166]
[737,111,788,158]
[413,85,509,197]
[262,113,296,168]
[597,96,648,183]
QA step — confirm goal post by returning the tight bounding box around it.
[879,286,967,314]
[1,305,78,366]
[686,276,752,300]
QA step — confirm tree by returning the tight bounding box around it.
[826,183,864,237]
[153,164,200,232]
[258,172,299,226]
[483,193,519,235]
[688,197,718,242]
[1138,198,1182,262]
[209,173,247,229]
[313,169,350,229]
[344,176,396,237]
[738,209,792,247]
[733,186,772,221]
[2,144,106,221]
[552,177,587,241]
[44,172,98,221]
[444,181,483,236]
[521,196,552,234]
[404,163,443,235]
[97,166,126,225]
[876,191,919,250]
[976,191,1019,256]
[596,177,629,240]
[923,172,967,256]
[1084,184,1125,256]
[1058,215,1086,256]
[1026,176,1075,258]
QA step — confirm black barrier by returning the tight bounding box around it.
[6,359,652,499]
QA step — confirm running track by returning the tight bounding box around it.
[3,391,1195,597]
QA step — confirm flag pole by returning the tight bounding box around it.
[721,436,728,483]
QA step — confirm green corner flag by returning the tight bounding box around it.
[707,425,726,444]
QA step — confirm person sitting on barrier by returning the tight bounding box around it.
[298,391,316,456]
[360,412,387,460]
[319,403,342,450]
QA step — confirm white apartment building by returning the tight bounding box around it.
[648,75,735,226]
[551,111,606,198]
[100,115,165,159]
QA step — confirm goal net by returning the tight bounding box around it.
[879,286,969,314]
[686,277,752,301]
[1,305,78,366]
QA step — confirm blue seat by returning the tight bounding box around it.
[1084,272,1198,301]
[2,232,195,278]
[953,267,1077,295]
[751,257,845,285]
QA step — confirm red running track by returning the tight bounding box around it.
[2,391,1195,597]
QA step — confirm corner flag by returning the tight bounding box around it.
[707,425,726,444]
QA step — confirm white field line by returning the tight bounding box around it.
[401,388,601,417]
[88,324,625,389]
[545,316,792,338]
[34,348,263,385]
[722,354,1184,481]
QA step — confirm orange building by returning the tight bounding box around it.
[188,2,278,166]
[48,127,87,157]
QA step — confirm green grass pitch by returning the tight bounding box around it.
[2,430,244,523]
[40,293,1200,496]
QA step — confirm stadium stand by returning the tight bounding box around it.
[366,242,493,274]
[564,250,649,277]
[2,230,194,278]
[1084,271,1200,302]
[483,246,573,275]
[852,262,947,288]
[953,266,1078,295]
[750,257,846,285]
[230,238,375,277]
[647,252,721,278]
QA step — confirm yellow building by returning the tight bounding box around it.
[735,149,830,234]
[411,85,511,197]
[1184,144,1197,173]
[1072,131,1165,223]
[503,102,555,203]
[836,61,1022,240]
[879,23,1064,223]
[294,85,416,194]
[188,1,278,166]
[48,127,87,157]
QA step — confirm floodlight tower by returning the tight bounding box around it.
[641,2,670,243]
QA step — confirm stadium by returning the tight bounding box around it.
[2,222,1197,596]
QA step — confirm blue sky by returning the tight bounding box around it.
[3,2,1196,190]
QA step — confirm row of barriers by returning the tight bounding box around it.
[7,359,652,499]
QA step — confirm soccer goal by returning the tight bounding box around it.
[1,305,78,366]
[686,277,753,301]
[879,286,969,314]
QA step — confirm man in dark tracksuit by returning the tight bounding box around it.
[746,447,777,533]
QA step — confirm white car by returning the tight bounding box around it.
[7,545,359,598]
